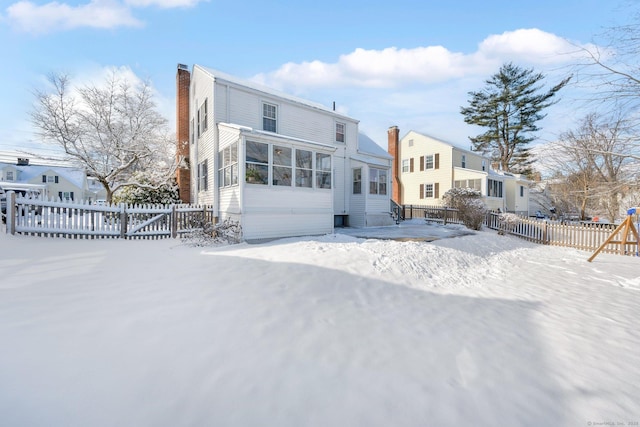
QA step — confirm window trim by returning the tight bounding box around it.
[262,102,278,133]
[424,183,434,198]
[368,167,388,196]
[218,142,239,188]
[425,154,434,170]
[198,159,209,191]
[335,122,345,143]
[401,159,409,173]
[487,178,503,198]
[353,167,362,195]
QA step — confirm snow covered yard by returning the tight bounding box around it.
[0,225,639,426]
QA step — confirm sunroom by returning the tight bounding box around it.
[217,123,337,241]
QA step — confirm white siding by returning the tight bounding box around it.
[348,162,366,227]
[191,67,216,206]
[366,196,392,226]
[333,150,347,214]
[242,186,333,240]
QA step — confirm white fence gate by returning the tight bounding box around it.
[3,192,214,240]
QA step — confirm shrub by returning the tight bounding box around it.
[497,212,521,235]
[442,187,487,230]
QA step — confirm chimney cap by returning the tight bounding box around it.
[17,157,29,166]
[177,63,189,71]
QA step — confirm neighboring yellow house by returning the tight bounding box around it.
[388,128,530,215]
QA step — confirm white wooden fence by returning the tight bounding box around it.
[485,212,638,256]
[3,192,214,240]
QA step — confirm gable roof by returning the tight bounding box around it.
[358,133,392,159]
[403,130,483,158]
[194,65,357,123]
[350,133,392,167]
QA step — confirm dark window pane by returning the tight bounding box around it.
[273,166,292,186]
[295,169,312,188]
[246,164,268,185]
[246,141,268,164]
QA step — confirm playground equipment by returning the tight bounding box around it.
[588,207,640,262]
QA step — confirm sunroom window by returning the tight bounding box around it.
[295,149,312,188]
[273,145,292,186]
[246,141,269,185]
[316,153,331,189]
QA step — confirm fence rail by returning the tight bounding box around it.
[401,204,463,225]
[4,192,214,240]
[403,204,638,257]
[482,211,632,254]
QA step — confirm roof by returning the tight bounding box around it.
[358,133,392,160]
[403,130,485,158]
[194,65,358,123]
[351,133,392,167]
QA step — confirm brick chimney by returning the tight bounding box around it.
[176,64,191,203]
[387,126,402,204]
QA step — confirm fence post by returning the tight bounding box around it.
[120,204,127,239]
[7,191,16,235]
[171,205,177,238]
[443,208,448,225]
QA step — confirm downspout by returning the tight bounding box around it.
[343,145,347,215]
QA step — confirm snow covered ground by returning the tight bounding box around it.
[0,221,639,426]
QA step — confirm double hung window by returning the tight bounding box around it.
[263,103,277,133]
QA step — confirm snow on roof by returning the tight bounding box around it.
[195,65,358,123]
[0,162,86,189]
[357,133,392,160]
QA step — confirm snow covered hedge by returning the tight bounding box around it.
[442,188,486,231]
[497,213,521,235]
[181,217,242,246]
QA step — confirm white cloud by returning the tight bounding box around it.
[3,0,208,34]
[125,0,207,7]
[5,0,143,34]
[247,29,605,149]
[477,28,590,63]
[252,28,596,93]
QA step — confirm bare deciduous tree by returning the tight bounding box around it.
[31,69,177,202]
[542,112,637,222]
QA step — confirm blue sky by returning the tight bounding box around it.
[0,0,634,156]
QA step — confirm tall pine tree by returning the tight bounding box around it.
[461,62,570,175]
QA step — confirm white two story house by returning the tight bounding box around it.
[179,64,393,241]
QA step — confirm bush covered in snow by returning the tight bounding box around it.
[113,173,181,205]
[498,212,521,235]
[443,187,486,230]
[181,217,242,246]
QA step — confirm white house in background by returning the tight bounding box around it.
[388,129,530,215]
[179,64,393,241]
[0,157,105,202]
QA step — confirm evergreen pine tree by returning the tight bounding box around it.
[461,62,570,175]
